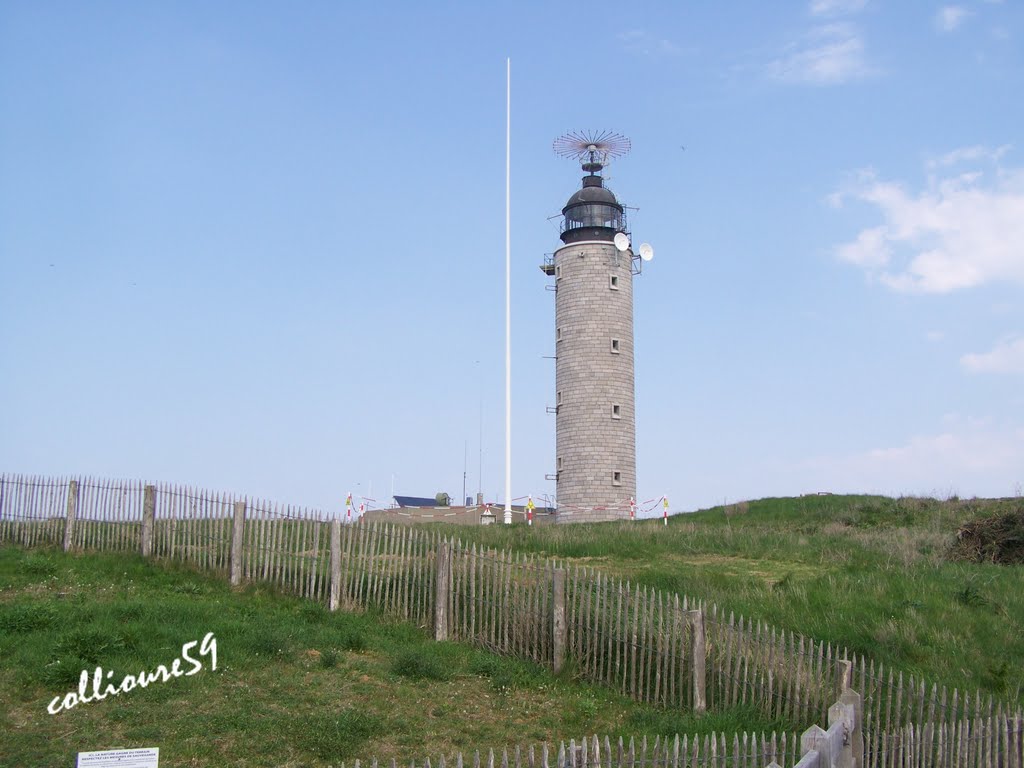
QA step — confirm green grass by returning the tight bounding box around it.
[4,494,1020,766]
[443,494,1024,702]
[0,546,792,767]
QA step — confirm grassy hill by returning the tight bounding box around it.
[1,493,1020,766]
[447,494,1024,702]
[0,546,789,767]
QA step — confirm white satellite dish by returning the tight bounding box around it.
[639,243,654,262]
[613,232,630,252]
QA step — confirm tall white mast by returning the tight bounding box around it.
[504,58,512,525]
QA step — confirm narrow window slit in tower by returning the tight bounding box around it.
[610,338,620,354]
[557,328,562,342]
[609,275,619,290]
[611,404,621,419]
[612,471,622,486]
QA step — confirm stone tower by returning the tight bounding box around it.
[544,135,640,523]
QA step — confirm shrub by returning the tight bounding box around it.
[239,628,294,661]
[468,653,543,691]
[53,628,119,664]
[391,647,452,681]
[286,709,385,759]
[948,508,1024,564]
[955,583,989,607]
[40,655,90,688]
[298,602,328,623]
[0,603,58,633]
[337,628,366,652]
[22,553,58,577]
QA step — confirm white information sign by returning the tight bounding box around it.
[77,747,159,767]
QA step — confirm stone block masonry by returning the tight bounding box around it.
[553,240,636,520]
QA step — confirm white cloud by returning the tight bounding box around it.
[936,6,972,32]
[799,422,1024,498]
[769,24,874,84]
[927,144,1010,169]
[835,225,891,268]
[810,0,867,16]
[831,150,1024,292]
[961,336,1024,374]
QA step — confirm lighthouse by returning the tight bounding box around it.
[544,132,650,523]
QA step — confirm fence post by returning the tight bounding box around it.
[434,539,452,641]
[839,688,864,768]
[329,518,342,611]
[836,659,853,696]
[800,725,830,768]
[552,567,567,674]
[63,480,79,553]
[140,485,156,558]
[688,608,707,713]
[230,500,246,587]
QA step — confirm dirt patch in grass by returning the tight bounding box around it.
[690,556,821,587]
[560,552,824,588]
[644,553,822,586]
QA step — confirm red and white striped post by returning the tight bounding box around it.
[345,493,353,524]
[629,497,636,521]
[663,496,669,526]
[526,495,534,526]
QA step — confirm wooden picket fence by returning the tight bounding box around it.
[341,731,804,768]
[876,712,1022,768]
[1,472,1021,768]
[0,474,72,549]
[345,691,1023,768]
[350,684,865,768]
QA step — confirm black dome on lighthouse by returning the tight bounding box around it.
[560,174,625,244]
[563,179,620,209]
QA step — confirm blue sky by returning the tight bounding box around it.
[1,1,1022,516]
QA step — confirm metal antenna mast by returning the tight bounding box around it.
[553,130,631,171]
[504,59,512,525]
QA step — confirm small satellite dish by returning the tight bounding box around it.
[613,232,630,252]
[639,243,654,262]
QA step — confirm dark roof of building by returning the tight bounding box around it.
[394,495,441,508]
